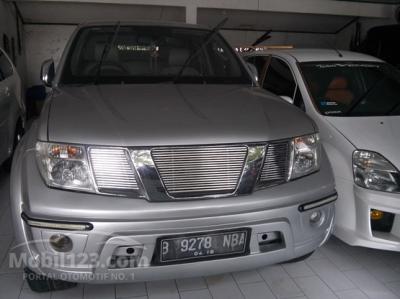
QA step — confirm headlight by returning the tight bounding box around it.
[36,142,95,192]
[289,133,321,180]
[353,150,400,192]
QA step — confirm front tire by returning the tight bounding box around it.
[24,268,77,293]
[281,251,314,264]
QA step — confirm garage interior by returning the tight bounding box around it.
[1,0,400,298]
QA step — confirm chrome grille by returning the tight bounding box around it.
[151,145,248,198]
[259,142,291,187]
[89,148,139,192]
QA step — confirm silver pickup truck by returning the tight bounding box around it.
[11,22,337,293]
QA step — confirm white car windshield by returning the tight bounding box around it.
[301,61,400,117]
[60,25,252,85]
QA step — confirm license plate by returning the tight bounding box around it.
[155,228,250,264]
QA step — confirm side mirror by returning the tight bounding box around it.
[280,95,294,104]
[246,62,259,82]
[40,59,55,87]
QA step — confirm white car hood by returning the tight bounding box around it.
[326,116,400,168]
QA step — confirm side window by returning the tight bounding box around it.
[246,56,267,74]
[263,57,296,98]
[0,50,14,79]
[264,57,305,111]
[245,55,269,82]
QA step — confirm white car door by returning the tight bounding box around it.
[0,49,15,163]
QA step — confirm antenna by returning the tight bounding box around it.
[334,48,344,58]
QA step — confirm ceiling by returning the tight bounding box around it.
[336,0,400,4]
[14,1,393,34]
[197,8,357,34]
[16,1,185,24]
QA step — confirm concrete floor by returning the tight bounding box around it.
[1,169,400,299]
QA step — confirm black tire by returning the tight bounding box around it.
[281,251,314,264]
[2,119,24,172]
[24,268,77,293]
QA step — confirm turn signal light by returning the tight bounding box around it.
[370,209,384,221]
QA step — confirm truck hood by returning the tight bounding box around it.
[326,116,400,168]
[45,84,315,146]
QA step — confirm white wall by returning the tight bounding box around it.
[21,5,396,87]
[221,30,336,49]
[0,0,26,86]
[24,25,76,87]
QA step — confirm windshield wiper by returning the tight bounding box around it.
[173,18,228,84]
[345,77,385,116]
[94,21,121,85]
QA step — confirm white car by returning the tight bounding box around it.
[0,47,24,169]
[244,48,400,251]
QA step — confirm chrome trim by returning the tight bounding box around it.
[21,213,93,231]
[237,145,266,195]
[298,193,338,212]
[82,142,295,201]
[151,145,248,199]
[131,149,170,201]
[258,141,291,188]
[89,147,139,191]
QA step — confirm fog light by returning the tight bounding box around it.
[310,210,323,224]
[370,209,395,233]
[370,209,384,221]
[49,234,73,252]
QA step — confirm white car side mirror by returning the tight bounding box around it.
[280,95,294,104]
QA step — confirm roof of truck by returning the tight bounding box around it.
[244,48,383,63]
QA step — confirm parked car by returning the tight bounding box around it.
[244,48,400,251]
[11,23,336,292]
[0,47,24,170]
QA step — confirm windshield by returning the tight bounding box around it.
[300,61,400,116]
[60,25,252,85]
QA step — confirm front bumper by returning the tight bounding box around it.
[11,135,337,283]
[17,196,335,283]
[334,178,400,251]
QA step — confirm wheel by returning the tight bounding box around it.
[24,268,77,293]
[2,119,24,172]
[281,251,314,264]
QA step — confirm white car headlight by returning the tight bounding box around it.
[36,142,95,192]
[289,133,321,180]
[353,150,400,192]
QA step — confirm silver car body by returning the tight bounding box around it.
[0,47,24,165]
[244,48,400,251]
[11,23,336,283]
